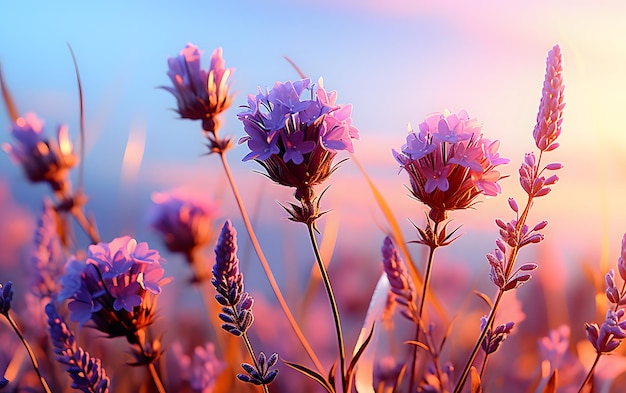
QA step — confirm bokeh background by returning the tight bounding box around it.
[1,1,626,390]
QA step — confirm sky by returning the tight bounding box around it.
[1,1,626,287]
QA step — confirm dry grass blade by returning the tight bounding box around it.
[0,62,19,121]
[542,370,557,393]
[470,366,482,393]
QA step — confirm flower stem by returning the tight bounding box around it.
[218,151,325,375]
[5,313,52,393]
[242,333,271,393]
[70,205,100,244]
[306,222,346,392]
[578,352,601,393]
[147,362,167,393]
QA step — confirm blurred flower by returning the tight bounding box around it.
[45,302,110,393]
[3,113,77,193]
[211,220,254,336]
[58,236,168,339]
[381,236,417,321]
[0,281,13,315]
[31,199,63,299]
[148,191,218,262]
[170,342,223,393]
[163,43,233,134]
[393,110,508,223]
[533,44,564,152]
[238,78,359,196]
[419,362,453,393]
[538,325,570,371]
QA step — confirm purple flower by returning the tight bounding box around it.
[586,309,626,354]
[480,316,515,354]
[381,236,417,321]
[46,303,110,393]
[533,45,564,152]
[238,78,359,190]
[211,220,254,336]
[163,43,233,133]
[0,282,13,315]
[393,110,508,223]
[237,352,279,386]
[31,200,63,299]
[59,236,168,337]
[3,113,77,192]
[148,191,218,259]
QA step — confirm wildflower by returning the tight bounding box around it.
[618,233,626,282]
[31,199,63,298]
[419,362,454,393]
[45,303,110,393]
[538,325,570,370]
[0,281,13,315]
[585,309,626,354]
[163,43,233,135]
[238,78,359,223]
[148,191,217,261]
[58,236,168,339]
[393,110,508,223]
[237,352,279,386]
[211,220,254,336]
[381,236,417,321]
[480,316,515,355]
[3,113,77,193]
[533,45,564,152]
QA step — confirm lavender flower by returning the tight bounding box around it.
[238,78,359,200]
[3,113,77,192]
[58,236,167,339]
[381,236,417,321]
[45,303,110,393]
[480,316,515,355]
[163,43,233,134]
[618,233,626,282]
[31,199,63,298]
[585,309,626,354]
[148,191,218,260]
[393,110,509,223]
[237,352,279,386]
[211,220,254,336]
[0,281,13,315]
[533,44,564,152]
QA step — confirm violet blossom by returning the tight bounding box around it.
[163,43,233,135]
[393,110,509,223]
[58,236,168,339]
[237,78,359,197]
[0,281,13,315]
[381,236,417,321]
[3,113,77,193]
[31,199,63,299]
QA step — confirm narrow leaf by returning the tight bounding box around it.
[473,290,494,309]
[283,361,334,393]
[347,323,375,381]
[542,369,557,393]
[470,366,483,393]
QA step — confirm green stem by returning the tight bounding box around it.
[578,352,601,393]
[5,313,52,393]
[218,151,325,376]
[307,223,346,392]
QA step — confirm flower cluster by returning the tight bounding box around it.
[381,236,417,321]
[480,316,515,355]
[45,303,110,393]
[58,236,167,339]
[237,78,359,197]
[163,43,233,135]
[172,342,223,393]
[393,110,509,223]
[3,113,77,193]
[237,352,279,386]
[148,191,218,260]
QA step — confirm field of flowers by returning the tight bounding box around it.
[0,33,625,393]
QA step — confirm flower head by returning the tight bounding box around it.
[211,220,254,336]
[148,191,218,259]
[0,281,13,315]
[393,110,508,223]
[58,236,168,338]
[163,43,233,133]
[238,78,359,192]
[381,236,417,321]
[585,309,626,354]
[45,303,110,393]
[533,44,564,152]
[3,113,77,192]
[480,316,515,354]
[31,199,63,298]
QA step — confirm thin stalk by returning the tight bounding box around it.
[71,205,100,244]
[133,332,166,393]
[409,240,438,393]
[453,290,504,393]
[242,334,270,393]
[5,313,52,393]
[147,362,167,393]
[218,151,325,375]
[306,223,346,392]
[577,353,601,393]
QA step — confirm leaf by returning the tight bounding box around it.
[403,340,430,352]
[542,369,557,393]
[328,361,336,391]
[473,290,494,309]
[347,323,375,382]
[283,360,334,393]
[470,366,483,393]
[0,62,19,121]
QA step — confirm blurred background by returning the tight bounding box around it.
[1,1,626,390]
